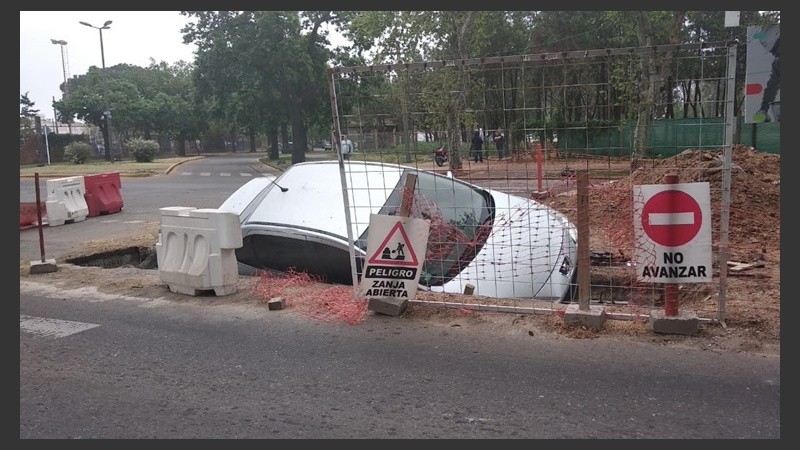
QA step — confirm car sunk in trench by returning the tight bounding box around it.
[220,160,578,302]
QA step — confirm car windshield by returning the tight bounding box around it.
[357,169,494,287]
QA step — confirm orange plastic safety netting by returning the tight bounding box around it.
[252,268,369,325]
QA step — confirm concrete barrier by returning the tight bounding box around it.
[45,176,89,226]
[156,207,243,296]
[84,172,123,217]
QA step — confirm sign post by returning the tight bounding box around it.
[633,177,712,316]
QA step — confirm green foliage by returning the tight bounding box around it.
[20,92,39,119]
[42,10,780,167]
[185,11,332,163]
[19,92,39,139]
[64,142,92,164]
[48,134,87,163]
[126,138,160,162]
[54,62,206,152]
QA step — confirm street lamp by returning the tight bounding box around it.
[79,20,112,68]
[79,20,113,161]
[50,38,71,134]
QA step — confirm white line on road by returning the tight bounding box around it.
[97,220,145,224]
[20,314,100,338]
[178,171,256,177]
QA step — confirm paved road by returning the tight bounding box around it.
[20,283,780,439]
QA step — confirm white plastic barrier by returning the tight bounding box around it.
[156,207,243,296]
[45,176,89,226]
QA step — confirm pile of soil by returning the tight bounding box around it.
[540,145,780,351]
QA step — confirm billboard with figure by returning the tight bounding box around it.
[745,25,780,124]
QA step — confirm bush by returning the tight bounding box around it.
[47,133,82,163]
[127,138,159,162]
[63,142,92,164]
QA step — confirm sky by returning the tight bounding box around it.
[20,11,351,122]
[21,11,199,121]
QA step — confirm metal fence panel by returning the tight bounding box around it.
[327,41,775,324]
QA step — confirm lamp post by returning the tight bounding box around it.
[79,20,113,162]
[50,38,72,134]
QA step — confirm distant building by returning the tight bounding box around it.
[38,115,90,136]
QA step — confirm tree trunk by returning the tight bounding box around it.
[230,129,238,153]
[447,104,461,170]
[289,96,305,165]
[631,10,685,170]
[177,138,187,157]
[268,127,280,160]
[445,11,476,171]
[666,75,675,119]
[100,116,112,162]
[400,75,412,163]
[249,127,257,152]
[281,124,289,155]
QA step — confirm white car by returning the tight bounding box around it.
[220,161,578,302]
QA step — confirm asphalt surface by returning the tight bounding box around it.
[20,281,781,439]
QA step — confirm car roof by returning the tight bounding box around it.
[242,161,409,240]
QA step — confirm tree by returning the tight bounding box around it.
[20,92,40,151]
[184,11,335,164]
[55,61,203,157]
[142,60,207,156]
[54,65,128,160]
[630,11,685,168]
[343,11,483,169]
[20,92,39,135]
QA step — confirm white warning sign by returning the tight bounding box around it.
[633,182,712,283]
[358,214,430,300]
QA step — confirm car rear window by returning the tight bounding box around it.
[360,170,494,286]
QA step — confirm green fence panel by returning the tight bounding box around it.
[739,121,780,154]
[556,118,779,156]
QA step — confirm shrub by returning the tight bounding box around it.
[63,142,92,164]
[127,138,159,162]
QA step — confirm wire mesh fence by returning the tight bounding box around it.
[323,41,755,322]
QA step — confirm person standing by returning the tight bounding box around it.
[753,28,780,123]
[471,130,483,163]
[340,134,354,160]
[493,129,506,159]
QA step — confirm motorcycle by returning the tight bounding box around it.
[434,146,449,167]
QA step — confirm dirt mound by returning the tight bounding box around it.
[543,145,780,350]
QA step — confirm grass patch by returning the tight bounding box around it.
[20,156,198,178]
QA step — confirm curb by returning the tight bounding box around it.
[164,156,205,175]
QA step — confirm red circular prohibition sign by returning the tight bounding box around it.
[641,189,702,247]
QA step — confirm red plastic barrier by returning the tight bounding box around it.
[83,172,123,217]
[20,202,46,229]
